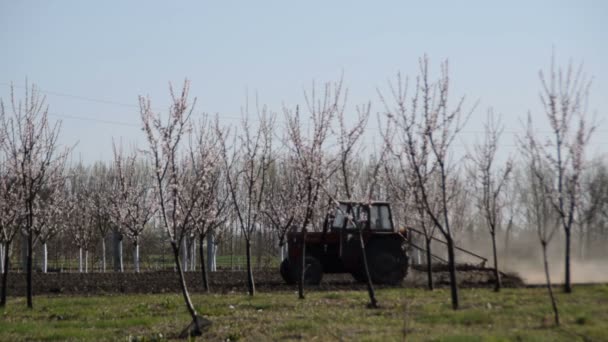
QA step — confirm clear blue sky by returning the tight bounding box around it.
[1,1,607,163]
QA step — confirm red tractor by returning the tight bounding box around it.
[280,201,409,285]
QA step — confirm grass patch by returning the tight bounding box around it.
[0,286,607,341]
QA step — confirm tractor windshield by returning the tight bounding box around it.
[331,203,392,230]
[369,204,392,230]
[332,203,358,229]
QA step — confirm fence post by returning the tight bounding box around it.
[182,237,188,272]
[207,232,215,272]
[190,238,196,271]
[113,230,123,272]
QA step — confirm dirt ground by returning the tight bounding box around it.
[4,265,523,296]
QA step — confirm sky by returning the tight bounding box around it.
[1,0,607,163]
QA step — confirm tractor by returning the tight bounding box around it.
[280,201,409,285]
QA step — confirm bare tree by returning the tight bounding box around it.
[501,177,516,266]
[336,103,369,199]
[469,110,512,291]
[359,148,391,308]
[1,83,69,308]
[264,159,299,263]
[382,88,440,291]
[283,80,343,299]
[381,57,472,310]
[525,56,595,293]
[140,80,211,336]
[218,102,274,297]
[521,127,561,325]
[333,101,383,308]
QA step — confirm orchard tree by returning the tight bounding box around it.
[334,100,382,308]
[382,92,441,291]
[0,111,5,277]
[520,130,561,325]
[335,102,369,199]
[283,80,343,299]
[579,158,608,258]
[87,162,114,272]
[32,181,66,273]
[66,163,96,273]
[469,110,512,292]
[264,158,300,263]
[1,83,69,308]
[191,178,229,291]
[140,80,212,336]
[381,57,472,310]
[525,56,595,293]
[110,144,156,272]
[0,161,23,307]
[218,103,274,297]
[189,116,227,292]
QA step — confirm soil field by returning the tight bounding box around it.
[4,265,523,296]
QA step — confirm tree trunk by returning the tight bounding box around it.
[578,224,585,261]
[229,226,234,270]
[425,238,434,291]
[101,237,106,272]
[256,230,263,269]
[0,243,4,275]
[491,232,501,292]
[542,242,560,325]
[26,231,33,308]
[85,249,89,273]
[298,233,306,300]
[504,228,511,266]
[21,233,27,272]
[199,235,209,292]
[170,240,203,334]
[245,239,255,296]
[446,235,459,310]
[42,242,48,273]
[119,239,124,272]
[134,237,140,273]
[79,247,83,273]
[358,229,378,308]
[564,229,572,293]
[0,241,11,307]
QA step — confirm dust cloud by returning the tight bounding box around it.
[412,227,608,285]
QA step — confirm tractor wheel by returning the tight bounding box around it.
[280,259,296,285]
[367,239,409,285]
[291,256,323,285]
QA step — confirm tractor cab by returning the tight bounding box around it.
[327,201,395,233]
